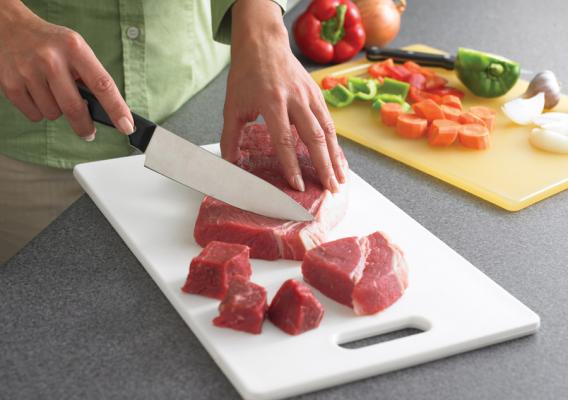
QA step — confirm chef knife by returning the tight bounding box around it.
[78,86,314,222]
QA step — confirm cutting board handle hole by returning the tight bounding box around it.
[338,326,425,350]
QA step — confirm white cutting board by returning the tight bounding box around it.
[74,146,539,400]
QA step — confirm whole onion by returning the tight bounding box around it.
[354,0,406,48]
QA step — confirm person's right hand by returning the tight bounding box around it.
[0,3,134,141]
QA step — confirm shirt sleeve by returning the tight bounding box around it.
[211,0,287,44]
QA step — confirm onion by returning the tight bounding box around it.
[355,0,406,48]
[524,71,561,109]
[529,128,568,154]
[532,112,568,126]
[501,92,545,125]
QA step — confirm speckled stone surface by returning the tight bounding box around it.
[2,1,568,399]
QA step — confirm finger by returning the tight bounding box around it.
[48,66,96,140]
[26,77,62,121]
[70,42,134,135]
[310,94,348,184]
[264,105,305,192]
[1,81,43,122]
[220,109,245,163]
[289,102,338,193]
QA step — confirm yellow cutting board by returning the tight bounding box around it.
[311,44,568,211]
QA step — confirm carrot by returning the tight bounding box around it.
[380,103,405,127]
[428,119,460,147]
[396,114,428,139]
[459,124,490,150]
[441,95,463,110]
[441,105,461,122]
[469,106,497,132]
[459,111,486,127]
[412,99,445,121]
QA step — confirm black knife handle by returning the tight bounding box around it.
[78,85,156,152]
[366,47,456,70]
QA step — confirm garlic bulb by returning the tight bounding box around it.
[524,71,561,109]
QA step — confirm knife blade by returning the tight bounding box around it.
[78,87,314,222]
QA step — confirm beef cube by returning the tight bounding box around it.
[213,276,267,334]
[182,241,251,300]
[268,279,324,335]
[302,231,408,315]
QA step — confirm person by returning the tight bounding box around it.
[0,0,347,264]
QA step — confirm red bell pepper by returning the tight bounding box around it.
[321,75,349,89]
[293,0,365,64]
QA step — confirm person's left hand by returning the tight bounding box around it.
[221,0,347,194]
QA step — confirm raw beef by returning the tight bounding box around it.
[268,279,324,335]
[194,123,348,260]
[182,241,252,300]
[301,231,408,315]
[213,276,268,334]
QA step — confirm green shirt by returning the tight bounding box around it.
[0,0,286,169]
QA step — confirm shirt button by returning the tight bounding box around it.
[126,26,140,40]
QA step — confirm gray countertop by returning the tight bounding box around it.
[2,0,568,399]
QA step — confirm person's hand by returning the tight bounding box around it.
[221,0,347,193]
[0,2,134,141]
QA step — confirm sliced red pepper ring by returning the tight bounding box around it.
[321,75,349,89]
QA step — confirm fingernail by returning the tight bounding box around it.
[292,174,305,192]
[329,176,340,193]
[117,116,134,134]
[84,127,96,142]
[336,166,346,184]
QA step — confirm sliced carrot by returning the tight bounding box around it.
[428,119,459,147]
[459,124,490,150]
[441,95,463,110]
[459,111,486,127]
[396,114,428,139]
[380,103,404,127]
[412,99,445,121]
[469,106,497,132]
[441,105,461,122]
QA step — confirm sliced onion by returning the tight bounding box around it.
[529,128,568,154]
[532,112,568,126]
[540,121,568,134]
[502,92,545,125]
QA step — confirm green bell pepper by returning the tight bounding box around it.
[372,94,411,112]
[347,77,378,100]
[378,77,410,100]
[455,48,520,98]
[323,84,355,108]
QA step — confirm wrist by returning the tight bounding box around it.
[231,0,289,52]
[0,1,37,41]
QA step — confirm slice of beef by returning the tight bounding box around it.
[301,231,408,315]
[213,276,268,334]
[194,124,348,260]
[181,241,252,300]
[268,279,324,335]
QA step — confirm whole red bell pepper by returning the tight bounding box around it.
[293,0,365,64]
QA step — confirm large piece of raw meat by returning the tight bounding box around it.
[194,124,348,260]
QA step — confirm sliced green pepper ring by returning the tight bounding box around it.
[347,77,378,101]
[455,48,520,98]
[323,84,355,108]
[372,93,411,112]
[378,77,410,100]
